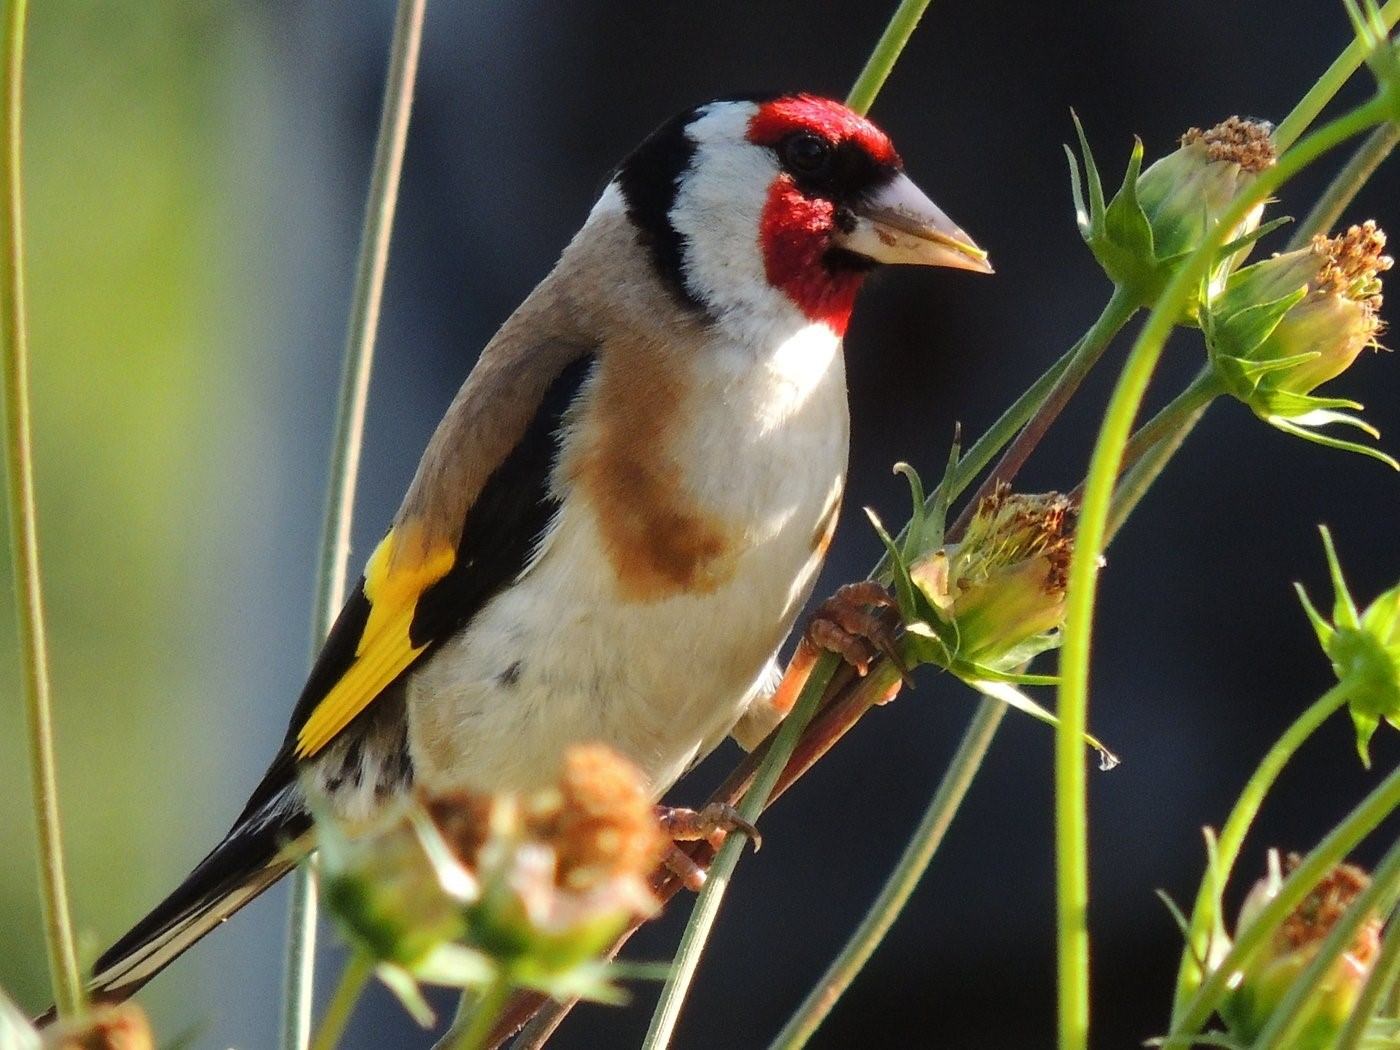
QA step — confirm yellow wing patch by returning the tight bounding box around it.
[294,528,455,759]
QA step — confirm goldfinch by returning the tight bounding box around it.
[86,92,990,1003]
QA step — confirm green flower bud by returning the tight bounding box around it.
[1069,115,1276,313]
[1206,222,1391,458]
[1297,527,1400,766]
[909,486,1074,667]
[320,803,473,967]
[1224,851,1380,1049]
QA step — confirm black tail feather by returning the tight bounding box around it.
[82,788,310,1009]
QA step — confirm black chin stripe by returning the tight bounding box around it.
[614,108,704,313]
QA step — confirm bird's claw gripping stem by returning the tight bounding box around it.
[805,581,912,685]
[657,802,761,890]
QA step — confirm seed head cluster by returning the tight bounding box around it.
[1181,116,1277,173]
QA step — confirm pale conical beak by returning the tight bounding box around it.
[835,172,993,274]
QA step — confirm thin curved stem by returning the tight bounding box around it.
[308,950,374,1050]
[1272,0,1400,152]
[284,2,428,1047]
[768,697,1005,1050]
[640,655,839,1050]
[844,0,934,116]
[1164,764,1400,1043]
[1054,95,1389,1050]
[1335,908,1400,1050]
[1,0,83,1019]
[950,287,1138,538]
[450,975,513,1050]
[1291,120,1400,247]
[1168,679,1360,1022]
[1250,838,1400,1049]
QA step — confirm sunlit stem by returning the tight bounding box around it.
[1,0,83,1019]
[1054,94,1389,1050]
[284,1,428,1047]
[767,698,1005,1049]
[1168,678,1361,1022]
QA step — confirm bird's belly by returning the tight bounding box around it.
[405,494,832,795]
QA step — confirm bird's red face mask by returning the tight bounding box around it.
[745,95,990,334]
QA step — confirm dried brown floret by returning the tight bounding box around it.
[1181,116,1277,173]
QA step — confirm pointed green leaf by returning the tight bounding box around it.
[929,427,961,552]
[1065,144,1091,237]
[1209,287,1307,361]
[967,678,1120,769]
[1351,704,1380,768]
[1294,581,1336,651]
[1155,888,1194,941]
[412,944,496,989]
[1268,417,1400,470]
[893,462,927,562]
[377,963,438,1027]
[1070,109,1105,229]
[1215,215,1293,261]
[1103,137,1156,262]
[865,507,920,624]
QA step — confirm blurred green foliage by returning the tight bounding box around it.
[0,0,280,1021]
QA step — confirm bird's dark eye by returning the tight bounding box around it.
[781,132,833,177]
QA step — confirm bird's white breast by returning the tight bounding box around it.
[406,318,849,796]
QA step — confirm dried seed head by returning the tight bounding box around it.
[42,1004,154,1050]
[1311,220,1392,315]
[1273,854,1381,965]
[1181,116,1277,173]
[1227,850,1382,1042]
[910,486,1077,665]
[956,485,1077,594]
[550,744,667,891]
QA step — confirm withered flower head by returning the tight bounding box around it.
[1206,221,1394,465]
[1225,851,1381,1047]
[458,744,664,972]
[910,486,1076,666]
[41,1004,154,1050]
[320,743,663,979]
[1179,116,1278,173]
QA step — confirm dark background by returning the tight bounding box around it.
[5,3,1398,1048]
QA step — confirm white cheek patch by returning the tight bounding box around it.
[671,102,802,330]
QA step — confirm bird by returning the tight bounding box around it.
[82,91,991,1007]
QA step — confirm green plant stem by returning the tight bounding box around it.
[1116,371,1223,482]
[1054,95,1388,1050]
[949,287,1138,538]
[1271,0,1400,152]
[1251,837,1400,1049]
[768,697,1005,1050]
[283,2,428,1048]
[1168,678,1361,1023]
[875,299,1130,577]
[1335,908,1400,1050]
[449,974,513,1050]
[844,0,934,116]
[1,0,82,1020]
[1292,120,1400,247]
[640,655,839,1050]
[1105,404,1208,544]
[308,950,374,1050]
[1164,764,1400,1043]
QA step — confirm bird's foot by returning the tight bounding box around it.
[657,802,760,890]
[805,581,912,684]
